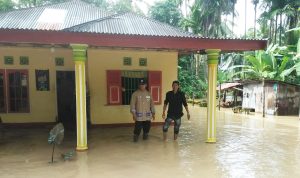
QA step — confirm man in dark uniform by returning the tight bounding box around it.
[162,81,190,141]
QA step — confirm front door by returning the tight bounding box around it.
[56,71,76,130]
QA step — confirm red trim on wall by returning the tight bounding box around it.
[106,70,122,105]
[148,71,162,105]
[0,30,267,51]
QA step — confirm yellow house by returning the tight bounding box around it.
[0,1,267,150]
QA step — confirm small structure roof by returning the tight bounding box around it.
[217,83,242,91]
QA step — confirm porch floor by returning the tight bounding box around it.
[1,106,300,178]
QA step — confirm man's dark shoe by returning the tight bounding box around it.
[133,135,139,142]
[143,134,149,140]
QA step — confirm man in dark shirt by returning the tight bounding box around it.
[162,81,190,141]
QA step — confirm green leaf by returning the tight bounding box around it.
[286,27,300,32]
[278,56,290,73]
[281,66,295,78]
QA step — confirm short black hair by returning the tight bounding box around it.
[172,80,180,85]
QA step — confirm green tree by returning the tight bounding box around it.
[0,0,15,11]
[149,0,182,27]
[110,0,133,13]
[230,44,297,82]
[178,55,207,99]
[17,0,67,8]
[182,0,236,37]
[84,0,109,9]
[252,0,259,38]
[259,0,300,45]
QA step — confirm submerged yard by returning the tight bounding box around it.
[1,106,300,178]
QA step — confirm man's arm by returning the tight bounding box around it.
[162,93,169,119]
[162,104,167,119]
[130,92,137,121]
[182,92,190,120]
[150,94,155,120]
[184,105,190,120]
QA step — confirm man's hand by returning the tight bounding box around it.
[162,112,166,120]
[187,112,191,120]
[132,114,137,121]
[152,114,155,121]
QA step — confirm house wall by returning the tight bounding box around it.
[0,46,74,123]
[0,46,178,124]
[265,83,276,115]
[243,83,277,114]
[277,83,300,115]
[242,82,300,116]
[87,49,178,124]
[242,83,260,110]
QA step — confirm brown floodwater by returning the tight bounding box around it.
[1,106,300,178]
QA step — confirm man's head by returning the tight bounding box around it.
[138,79,147,91]
[172,80,180,92]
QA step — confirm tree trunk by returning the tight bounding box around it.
[274,14,278,44]
[279,13,282,46]
[268,19,273,44]
[232,3,235,36]
[219,83,221,110]
[244,0,247,38]
[254,3,257,38]
[262,78,265,118]
[196,55,198,78]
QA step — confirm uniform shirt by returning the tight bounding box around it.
[130,90,155,121]
[164,90,188,118]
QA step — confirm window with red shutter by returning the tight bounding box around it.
[0,69,6,113]
[148,71,162,104]
[121,71,147,105]
[7,70,30,113]
[107,70,122,105]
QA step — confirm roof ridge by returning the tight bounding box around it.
[121,12,199,38]
[0,0,98,15]
[65,11,199,38]
[63,12,120,31]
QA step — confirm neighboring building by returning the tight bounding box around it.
[217,82,242,107]
[0,0,267,148]
[242,80,300,116]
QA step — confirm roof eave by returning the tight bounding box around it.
[0,29,268,51]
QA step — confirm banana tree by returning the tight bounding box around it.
[280,26,300,80]
[229,44,295,81]
[228,44,295,117]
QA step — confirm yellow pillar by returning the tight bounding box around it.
[205,49,221,143]
[71,44,88,151]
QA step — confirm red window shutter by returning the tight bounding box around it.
[148,71,162,104]
[107,70,122,105]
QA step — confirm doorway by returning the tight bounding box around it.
[56,71,76,130]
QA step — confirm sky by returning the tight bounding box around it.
[131,0,262,37]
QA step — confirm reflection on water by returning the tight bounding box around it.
[1,107,300,178]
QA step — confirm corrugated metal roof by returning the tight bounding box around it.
[0,0,111,30]
[217,83,241,91]
[0,0,267,41]
[64,13,198,38]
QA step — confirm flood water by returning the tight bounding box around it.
[1,106,300,178]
